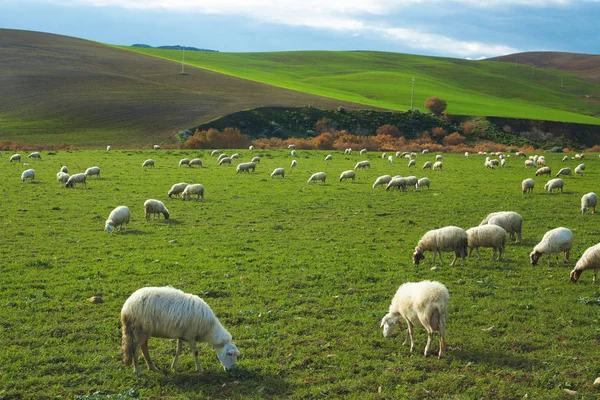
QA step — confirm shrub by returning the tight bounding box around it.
[424,96,447,116]
[443,132,466,146]
[376,124,402,138]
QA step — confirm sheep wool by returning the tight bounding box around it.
[530,227,574,266]
[66,173,87,188]
[189,158,203,167]
[416,177,430,190]
[581,192,598,214]
[466,224,507,260]
[339,170,356,182]
[85,166,101,179]
[535,167,551,176]
[544,178,564,193]
[9,154,21,162]
[182,184,205,201]
[521,178,535,194]
[168,182,189,198]
[271,168,285,178]
[307,172,326,184]
[570,243,600,283]
[413,226,468,267]
[27,152,41,159]
[480,211,523,243]
[21,169,35,183]
[423,161,433,169]
[179,158,190,167]
[105,206,131,233]
[143,199,170,220]
[142,159,155,168]
[372,175,393,189]
[556,168,571,178]
[57,171,70,185]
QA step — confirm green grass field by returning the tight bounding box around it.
[1,149,600,399]
[119,47,600,125]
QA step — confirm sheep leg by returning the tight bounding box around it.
[424,330,433,357]
[475,248,481,260]
[594,269,597,284]
[406,323,415,353]
[489,248,495,261]
[437,251,444,266]
[141,340,158,371]
[497,246,503,260]
[450,252,458,267]
[188,340,202,372]
[402,329,410,346]
[171,339,184,371]
[564,250,570,262]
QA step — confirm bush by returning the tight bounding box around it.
[424,96,447,116]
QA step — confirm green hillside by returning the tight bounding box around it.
[119,47,600,125]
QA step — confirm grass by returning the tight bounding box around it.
[1,148,600,398]
[118,48,600,125]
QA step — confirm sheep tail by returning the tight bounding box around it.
[121,314,136,366]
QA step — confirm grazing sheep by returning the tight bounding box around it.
[344,148,352,155]
[105,206,131,233]
[466,225,507,260]
[530,227,574,266]
[217,154,229,162]
[480,211,523,243]
[211,150,219,156]
[422,149,429,155]
[231,153,240,160]
[372,175,393,189]
[360,149,367,155]
[386,177,407,191]
[500,159,506,168]
[525,160,535,168]
[153,145,162,150]
[236,162,256,173]
[27,152,41,159]
[575,153,584,160]
[416,177,430,190]
[339,170,356,182]
[464,152,469,158]
[536,156,546,166]
[121,286,240,375]
[179,158,190,167]
[413,226,468,267]
[381,153,387,159]
[249,145,254,152]
[66,173,87,188]
[544,178,564,193]
[189,158,203,167]
[423,161,433,169]
[142,159,155,168]
[435,155,444,161]
[85,166,101,179]
[404,176,418,188]
[288,144,296,149]
[535,167,551,177]
[325,154,333,161]
[575,164,585,176]
[556,168,571,177]
[581,192,598,214]
[562,155,568,162]
[521,178,535,194]
[56,171,70,185]
[411,152,418,158]
[219,157,232,166]
[380,280,449,358]
[388,155,394,163]
[182,184,205,201]
[144,199,170,220]
[60,166,68,173]
[9,154,21,162]
[21,169,35,183]
[107,145,111,151]
[354,160,370,170]
[271,168,285,178]
[408,159,416,167]
[291,150,297,157]
[433,161,443,171]
[168,182,189,198]
[290,159,298,168]
[570,243,600,283]
[516,151,526,157]
[307,172,326,184]
[251,156,260,163]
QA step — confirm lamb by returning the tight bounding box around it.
[85,166,101,179]
[408,159,416,167]
[219,157,232,166]
[153,145,162,150]
[179,158,190,167]
[386,177,407,191]
[27,151,41,159]
[575,164,585,176]
[290,159,298,168]
[422,161,433,169]
[21,169,35,183]
[168,182,189,198]
[570,243,600,283]
[575,153,584,160]
[60,166,68,173]
[66,173,87,188]
[307,172,326,184]
[251,156,260,163]
[339,170,356,182]
[581,192,598,214]
[521,178,535,194]
[189,158,203,167]
[372,175,392,189]
[464,152,469,158]
[380,280,449,358]
[249,145,254,152]
[529,227,574,266]
[480,211,523,243]
[324,154,333,161]
[211,150,219,156]
[412,226,468,267]
[121,286,240,375]
[500,159,506,168]
[142,159,155,168]
[544,178,564,193]
[107,145,111,151]
[466,225,507,260]
[271,168,285,178]
[105,206,131,233]
[182,184,205,201]
[433,161,443,170]
[556,168,571,177]
[236,162,256,173]
[56,171,70,185]
[388,155,394,163]
[144,199,170,220]
[416,177,430,190]
[535,167,551,176]
[354,160,370,170]
[9,154,21,162]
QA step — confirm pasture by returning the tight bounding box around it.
[1,149,600,399]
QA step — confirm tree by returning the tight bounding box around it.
[376,124,402,138]
[424,96,447,116]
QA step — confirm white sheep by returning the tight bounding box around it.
[345,148,352,155]
[416,177,430,190]
[411,152,418,158]
[422,149,429,155]
[21,169,35,183]
[480,211,523,243]
[231,153,240,160]
[372,175,392,189]
[556,168,571,177]
[386,177,406,191]
[307,172,326,184]
[562,155,568,162]
[236,162,256,173]
[27,151,41,159]
[581,192,598,214]
[360,148,367,155]
[380,280,449,358]
[153,145,162,150]
[464,152,469,158]
[85,166,101,179]
[288,144,296,149]
[404,176,418,188]
[413,226,468,267]
[107,145,111,151]
[144,199,170,220]
[525,160,535,168]
[570,243,600,283]
[381,153,387,159]
[575,153,584,160]
[324,154,333,161]
[388,155,394,163]
[422,161,433,169]
[9,154,21,162]
[535,167,551,177]
[56,171,70,185]
[217,154,229,162]
[105,206,131,233]
[433,161,443,170]
[121,286,240,375]
[189,158,203,167]
[544,178,564,193]
[466,225,507,260]
[500,159,506,168]
[271,168,285,178]
[408,159,416,167]
[290,159,298,168]
[66,173,87,188]
[60,166,68,173]
[354,160,370,170]
[521,178,535,194]
[251,156,260,163]
[529,227,574,266]
[142,159,155,168]
[249,145,254,152]
[435,155,444,161]
[168,182,189,198]
[179,158,190,167]
[339,170,356,182]
[219,157,232,166]
[575,164,585,176]
[211,150,220,156]
[182,184,205,201]
[291,150,297,157]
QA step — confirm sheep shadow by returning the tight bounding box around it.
[450,347,541,372]
[118,229,153,235]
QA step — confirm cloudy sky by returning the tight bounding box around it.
[1,0,599,59]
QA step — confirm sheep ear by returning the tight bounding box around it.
[380,313,391,328]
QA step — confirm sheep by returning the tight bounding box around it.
[211,150,219,156]
[143,199,170,220]
[189,158,203,167]
[249,145,254,152]
[388,155,394,163]
[105,206,131,233]
[412,226,468,267]
[575,153,584,160]
[251,156,260,163]
[380,280,448,358]
[521,178,535,194]
[153,145,162,150]
[66,173,86,188]
[217,154,229,162]
[142,159,155,168]
[85,166,101,179]
[536,156,546,166]
[535,167,551,176]
[288,144,296,149]
[325,154,333,161]
[107,145,111,151]
[236,162,256,173]
[307,172,326,184]
[56,171,69,185]
[422,161,433,169]
[360,148,367,155]
[500,159,506,168]
[466,225,507,260]
[416,177,430,190]
[570,243,600,283]
[291,150,297,157]
[9,154,21,162]
[381,153,387,159]
[372,175,393,189]
[411,152,418,158]
[121,286,240,375]
[404,176,418,188]
[575,164,585,176]
[219,157,232,166]
[464,152,469,158]
[21,169,35,183]
[435,155,444,161]
[433,161,443,170]
[344,148,352,155]
[386,177,407,191]
[168,183,189,198]
[182,184,205,201]
[529,227,574,266]
[408,159,416,167]
[179,158,190,167]
[290,159,298,168]
[581,192,598,214]
[516,151,526,157]
[480,211,523,243]
[525,160,535,168]
[562,155,568,162]
[230,153,240,160]
[354,160,370,170]
[339,170,356,182]
[271,168,285,178]
[544,178,564,193]
[556,168,571,178]
[60,166,68,173]
[27,151,41,159]
[422,149,429,155]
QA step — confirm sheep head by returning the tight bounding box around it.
[105,222,114,233]
[163,211,170,220]
[380,313,400,337]
[529,251,541,265]
[412,249,425,265]
[570,269,581,282]
[214,342,240,371]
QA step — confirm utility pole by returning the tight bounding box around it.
[181,45,185,74]
[411,77,415,111]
